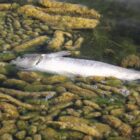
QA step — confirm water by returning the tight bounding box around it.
[0,0,140,139]
[58,0,140,68]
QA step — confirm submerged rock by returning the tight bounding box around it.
[15,130,26,140]
[17,71,42,83]
[13,35,49,52]
[103,115,132,136]
[0,102,19,118]
[0,133,13,140]
[38,0,100,19]
[0,52,16,62]
[3,79,28,90]
[47,121,102,138]
[0,3,18,11]
[18,5,100,29]
[121,54,140,69]
[48,30,65,51]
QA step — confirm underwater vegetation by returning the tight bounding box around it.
[0,0,140,140]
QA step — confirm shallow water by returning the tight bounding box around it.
[64,0,140,66]
[0,0,140,140]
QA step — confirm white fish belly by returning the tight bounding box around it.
[36,57,140,80]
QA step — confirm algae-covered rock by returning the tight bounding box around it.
[63,82,97,98]
[16,120,28,130]
[17,71,42,83]
[24,84,51,92]
[33,134,42,140]
[38,0,100,19]
[39,127,60,140]
[0,121,17,135]
[28,125,37,135]
[47,121,102,138]
[66,108,81,117]
[105,79,123,87]
[121,54,140,69]
[97,83,130,96]
[0,102,19,118]
[82,105,95,115]
[63,40,73,50]
[42,75,68,84]
[64,37,84,51]
[73,37,84,49]
[3,79,28,90]
[55,86,66,93]
[119,123,132,136]
[84,112,102,119]
[0,133,13,140]
[0,87,56,100]
[0,52,16,61]
[60,131,84,140]
[0,4,13,11]
[75,100,83,107]
[110,108,124,117]
[18,5,99,29]
[0,63,17,76]
[13,35,49,52]
[48,102,72,113]
[45,102,72,121]
[103,115,132,136]
[103,115,122,128]
[0,93,43,110]
[59,116,90,125]
[77,82,109,96]
[126,103,139,111]
[47,30,66,51]
[15,130,26,140]
[13,19,21,30]
[134,127,140,136]
[93,122,111,137]
[0,74,7,82]
[52,92,78,104]
[107,136,130,140]
[87,76,106,83]
[25,137,32,140]
[83,100,101,110]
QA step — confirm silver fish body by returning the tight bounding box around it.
[11,51,140,81]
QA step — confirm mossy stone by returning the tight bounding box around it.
[39,127,60,140]
[33,134,42,140]
[24,84,50,92]
[106,79,123,87]
[0,53,16,61]
[15,130,26,140]
[55,86,66,93]
[28,125,37,135]
[0,74,7,82]
[0,133,13,140]
[3,79,28,89]
[17,120,28,130]
[24,137,32,140]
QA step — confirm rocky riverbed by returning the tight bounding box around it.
[0,0,140,140]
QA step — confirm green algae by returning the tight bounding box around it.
[0,0,140,140]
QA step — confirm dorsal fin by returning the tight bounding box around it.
[46,51,71,58]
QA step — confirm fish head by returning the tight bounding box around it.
[10,54,43,69]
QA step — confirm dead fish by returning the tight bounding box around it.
[11,51,140,81]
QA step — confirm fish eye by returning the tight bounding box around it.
[35,55,43,65]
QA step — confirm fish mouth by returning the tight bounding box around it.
[10,54,43,68]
